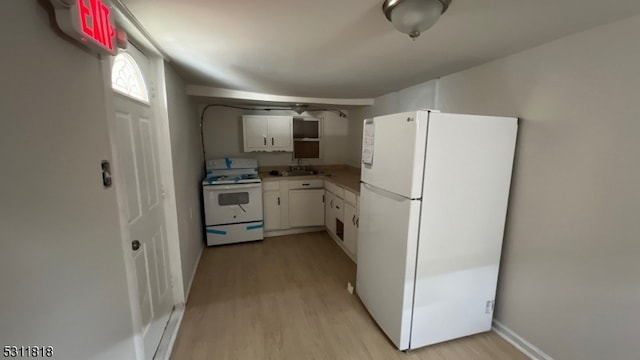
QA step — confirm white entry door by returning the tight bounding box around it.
[114,94,173,359]
[111,49,173,359]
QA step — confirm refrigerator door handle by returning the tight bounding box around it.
[362,182,416,202]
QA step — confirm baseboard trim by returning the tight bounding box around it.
[492,320,553,360]
[185,243,204,302]
[155,242,202,359]
[154,304,185,360]
[264,227,325,237]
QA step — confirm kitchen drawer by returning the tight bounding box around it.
[344,189,357,206]
[325,181,344,198]
[333,197,344,221]
[288,179,323,189]
[263,180,280,191]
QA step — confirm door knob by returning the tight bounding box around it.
[132,240,141,251]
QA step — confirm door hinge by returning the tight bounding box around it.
[150,82,156,99]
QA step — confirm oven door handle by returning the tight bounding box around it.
[203,183,262,191]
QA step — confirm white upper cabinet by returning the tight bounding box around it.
[243,115,293,152]
[268,116,294,151]
[243,116,269,151]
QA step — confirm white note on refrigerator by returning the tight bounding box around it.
[362,120,375,165]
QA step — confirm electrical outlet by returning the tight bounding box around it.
[485,300,495,314]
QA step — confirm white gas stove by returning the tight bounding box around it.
[202,158,263,246]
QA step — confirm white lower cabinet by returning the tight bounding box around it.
[263,191,281,231]
[325,191,336,236]
[326,190,343,237]
[263,178,359,254]
[263,180,288,231]
[325,184,359,262]
[344,202,358,257]
[289,189,325,227]
[263,179,325,234]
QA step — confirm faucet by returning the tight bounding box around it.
[291,158,305,172]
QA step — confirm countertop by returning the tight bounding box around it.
[259,165,361,194]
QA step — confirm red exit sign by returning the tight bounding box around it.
[78,0,116,52]
[51,0,118,55]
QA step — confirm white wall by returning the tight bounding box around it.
[435,15,640,360]
[346,80,438,166]
[0,2,135,359]
[164,64,204,297]
[202,107,349,166]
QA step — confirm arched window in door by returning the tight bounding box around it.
[111,52,149,103]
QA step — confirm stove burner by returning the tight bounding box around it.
[203,173,260,185]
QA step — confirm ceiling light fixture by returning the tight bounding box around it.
[382,0,451,40]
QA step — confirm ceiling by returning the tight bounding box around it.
[122,0,640,100]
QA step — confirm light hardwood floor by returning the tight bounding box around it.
[171,232,526,360]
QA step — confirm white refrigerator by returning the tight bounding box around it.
[356,110,517,350]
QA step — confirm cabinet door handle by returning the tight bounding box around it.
[336,205,340,210]
[356,217,359,228]
[352,215,356,225]
[277,197,280,205]
[322,195,325,203]
[263,137,267,146]
[302,183,310,186]
[330,199,334,208]
[271,137,274,145]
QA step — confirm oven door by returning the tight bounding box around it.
[203,183,263,226]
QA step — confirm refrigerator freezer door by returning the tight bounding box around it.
[410,113,518,348]
[356,183,422,350]
[360,111,429,199]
